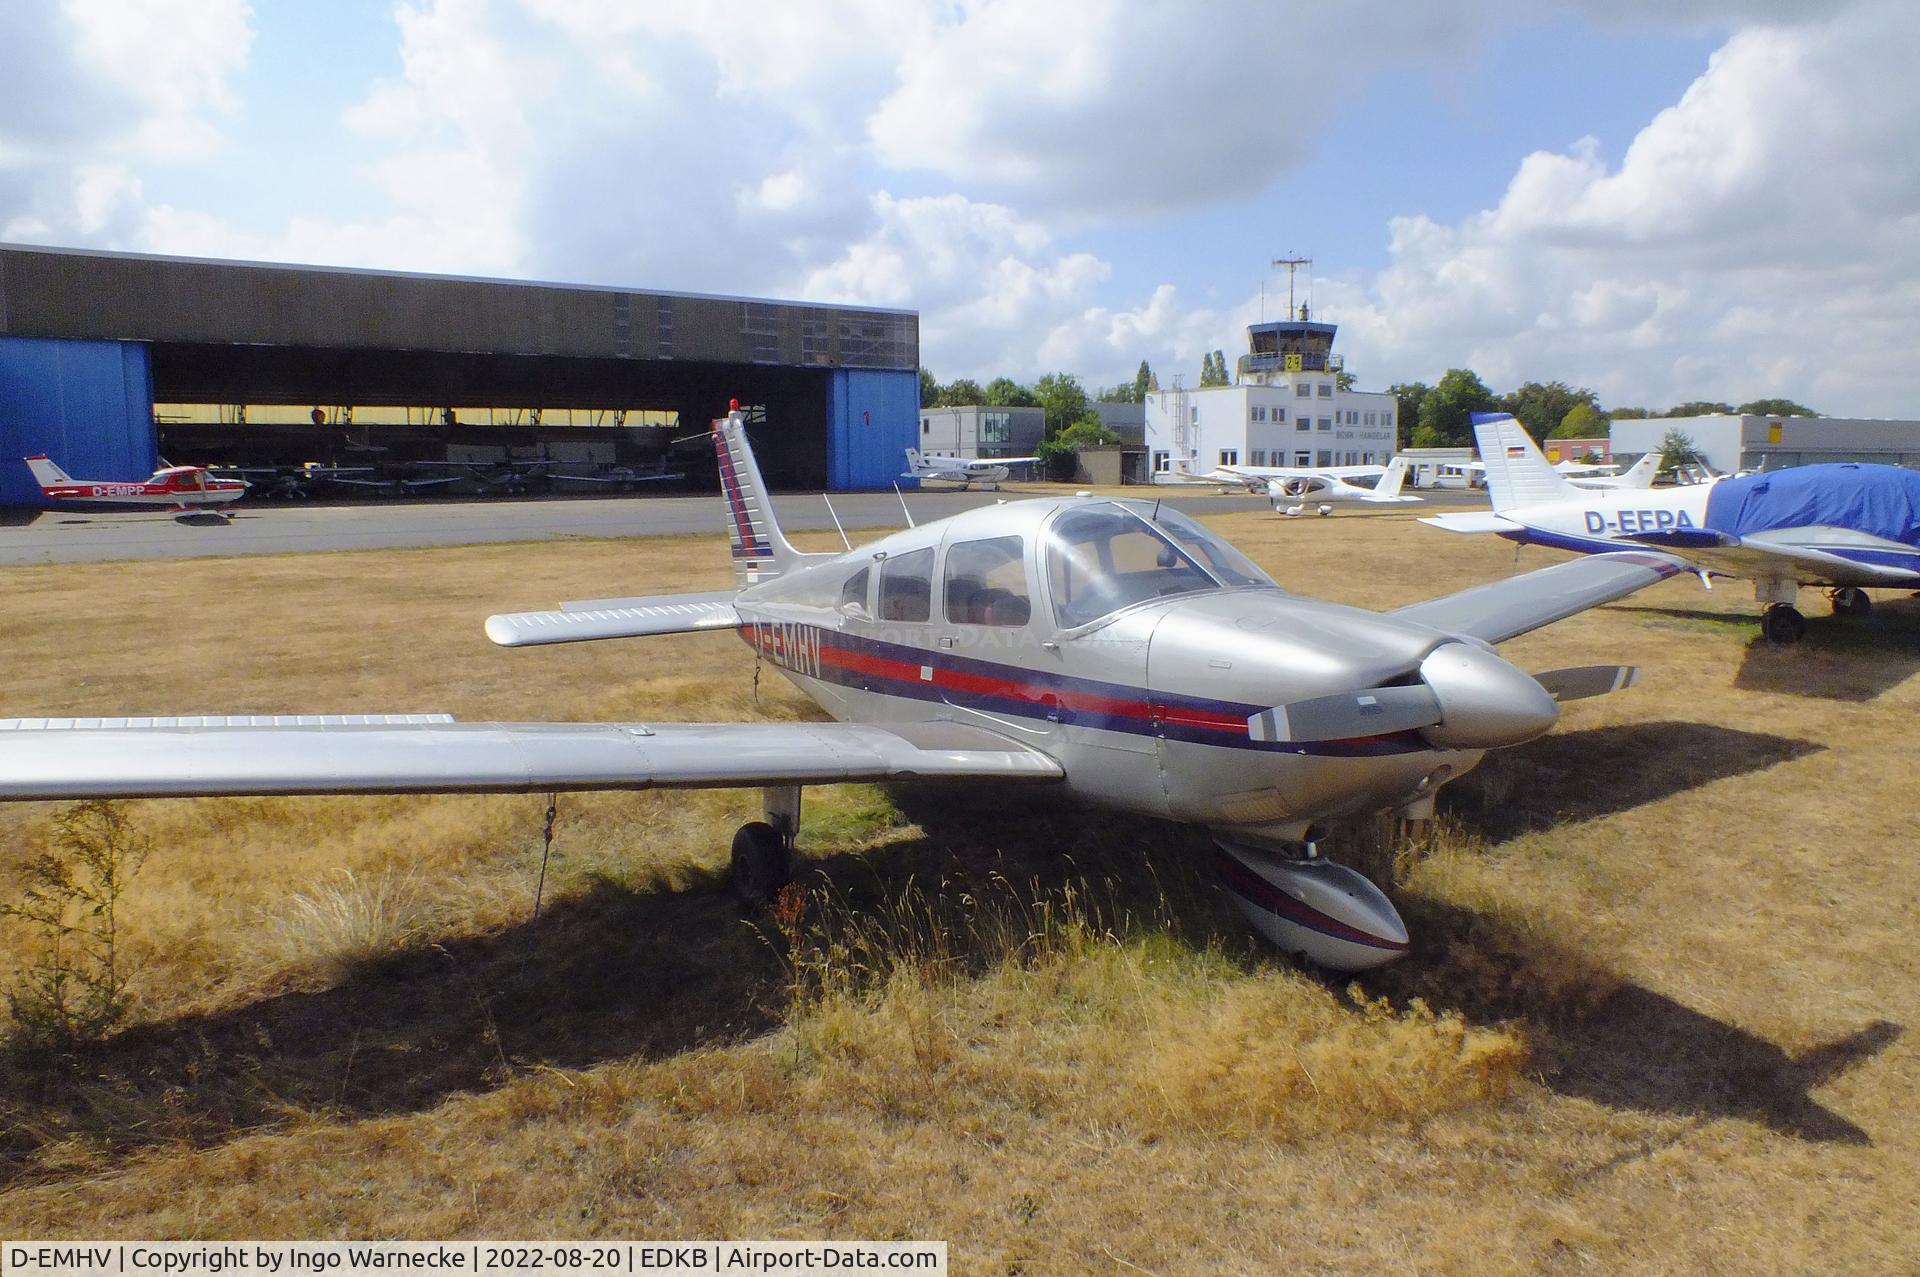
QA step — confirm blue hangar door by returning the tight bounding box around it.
[827,368,920,491]
[0,337,159,506]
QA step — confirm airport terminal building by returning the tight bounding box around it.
[0,243,920,506]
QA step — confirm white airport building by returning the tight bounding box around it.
[916,404,1046,459]
[1611,414,1920,474]
[1144,315,1398,479]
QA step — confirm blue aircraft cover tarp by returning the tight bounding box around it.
[1704,464,1920,545]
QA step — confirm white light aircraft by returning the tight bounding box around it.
[903,448,1041,490]
[0,405,1687,970]
[1218,457,1423,516]
[1423,413,1920,643]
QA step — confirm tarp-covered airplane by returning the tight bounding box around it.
[904,449,1041,490]
[1423,413,1920,643]
[1217,456,1422,516]
[0,405,1688,970]
[24,454,248,520]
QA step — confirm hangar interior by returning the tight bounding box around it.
[0,245,920,506]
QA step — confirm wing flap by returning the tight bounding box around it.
[0,719,1061,801]
[1393,551,1688,645]
[486,591,741,646]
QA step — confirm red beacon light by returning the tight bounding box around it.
[728,398,741,412]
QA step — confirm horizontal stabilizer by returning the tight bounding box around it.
[486,591,740,646]
[0,718,1062,801]
[1530,665,1639,703]
[1418,512,1520,533]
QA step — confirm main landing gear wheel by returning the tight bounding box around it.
[729,820,792,909]
[1831,586,1872,618]
[1762,603,1808,645]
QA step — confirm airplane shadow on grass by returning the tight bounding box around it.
[0,722,1881,1185]
[1609,596,1920,702]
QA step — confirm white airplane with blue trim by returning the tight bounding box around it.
[1423,413,1920,643]
[0,402,1687,970]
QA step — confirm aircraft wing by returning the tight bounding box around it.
[0,717,1061,802]
[1418,512,1522,533]
[971,456,1039,469]
[1620,529,1917,584]
[1392,550,1688,644]
[485,590,741,646]
[1222,464,1386,481]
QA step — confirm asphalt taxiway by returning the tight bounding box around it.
[0,486,1488,566]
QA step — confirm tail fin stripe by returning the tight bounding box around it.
[713,433,771,561]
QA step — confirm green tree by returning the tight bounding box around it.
[941,377,984,406]
[1388,382,1431,450]
[1552,402,1609,439]
[918,367,938,408]
[1658,428,1705,467]
[1416,368,1499,448]
[1200,350,1231,387]
[1501,380,1598,437]
[1661,401,1734,417]
[984,377,1038,408]
[1609,406,1650,419]
[1336,369,1356,391]
[1035,418,1122,480]
[1737,397,1817,416]
[1134,359,1157,401]
[1033,371,1094,439]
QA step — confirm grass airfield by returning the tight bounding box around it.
[0,503,1916,1273]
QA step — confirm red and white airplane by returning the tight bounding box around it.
[24,454,248,520]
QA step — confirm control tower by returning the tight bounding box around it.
[1238,307,1344,386]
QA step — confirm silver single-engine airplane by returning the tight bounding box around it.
[0,405,1686,970]
[903,448,1041,490]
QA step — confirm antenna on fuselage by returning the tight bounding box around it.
[892,483,917,529]
[821,494,852,550]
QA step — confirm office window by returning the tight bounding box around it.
[1295,383,1312,397]
[1295,451,1312,465]
[1364,411,1375,426]
[1317,383,1333,398]
[1318,418,1332,431]
[980,411,1013,446]
[1275,407,1286,422]
[1296,415,1310,431]
[1218,449,1239,466]
[1250,405,1266,422]
[1153,450,1171,472]
[1317,450,1332,466]
[1250,449,1267,466]
[921,418,930,435]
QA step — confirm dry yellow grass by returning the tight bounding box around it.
[0,507,1916,1274]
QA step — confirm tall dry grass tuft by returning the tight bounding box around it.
[257,868,438,985]
[764,866,1529,1140]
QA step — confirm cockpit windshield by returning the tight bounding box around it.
[1044,503,1220,628]
[1131,503,1279,590]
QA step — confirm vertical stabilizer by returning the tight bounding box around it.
[1375,456,1409,498]
[1471,414,1579,512]
[1616,452,1661,490]
[711,408,821,587]
[904,448,924,473]
[22,455,73,488]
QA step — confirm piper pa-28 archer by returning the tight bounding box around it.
[0,405,1687,970]
[24,454,248,521]
[1423,413,1920,643]
[903,448,1041,490]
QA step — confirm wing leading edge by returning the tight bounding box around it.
[1392,550,1688,645]
[485,590,741,647]
[0,718,1061,801]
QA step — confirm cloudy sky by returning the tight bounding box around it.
[3,1,1916,414]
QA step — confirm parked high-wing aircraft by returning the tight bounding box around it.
[24,454,247,520]
[904,448,1041,490]
[1217,456,1423,516]
[1422,413,1920,643]
[0,406,1685,969]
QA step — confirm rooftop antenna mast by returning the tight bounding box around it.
[1272,256,1311,320]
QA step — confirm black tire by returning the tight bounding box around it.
[729,821,792,909]
[1832,587,1872,618]
[1762,604,1807,645]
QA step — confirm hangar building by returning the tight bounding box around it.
[1611,413,1920,474]
[0,243,919,506]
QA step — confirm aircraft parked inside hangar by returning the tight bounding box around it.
[24,454,248,521]
[1422,413,1920,643]
[904,448,1041,490]
[0,406,1684,970]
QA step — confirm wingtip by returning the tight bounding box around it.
[482,615,523,647]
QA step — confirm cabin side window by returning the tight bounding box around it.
[877,547,934,622]
[943,536,1030,626]
[839,566,870,614]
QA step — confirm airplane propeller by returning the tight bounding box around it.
[1247,642,1589,750]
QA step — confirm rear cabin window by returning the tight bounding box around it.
[943,536,1030,626]
[839,566,870,613]
[877,547,934,622]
